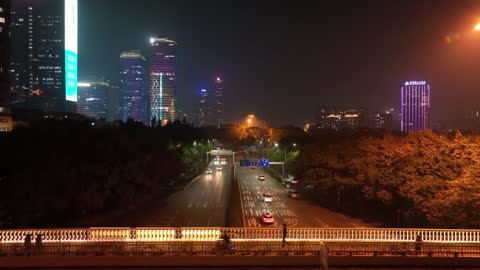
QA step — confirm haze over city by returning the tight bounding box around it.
[78,0,480,127]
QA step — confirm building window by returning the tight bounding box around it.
[0,17,5,23]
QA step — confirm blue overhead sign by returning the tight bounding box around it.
[240,159,270,167]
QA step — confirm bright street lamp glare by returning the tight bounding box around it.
[474,23,480,31]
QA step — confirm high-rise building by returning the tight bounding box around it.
[148,37,177,125]
[9,0,77,112]
[214,77,223,128]
[400,81,430,133]
[77,79,109,120]
[0,0,12,132]
[198,88,209,127]
[119,50,146,124]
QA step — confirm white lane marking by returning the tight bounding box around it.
[351,222,364,228]
[315,217,330,228]
[203,202,208,208]
[187,201,193,208]
[207,217,212,227]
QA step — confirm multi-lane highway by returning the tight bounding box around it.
[141,158,232,227]
[237,166,371,228]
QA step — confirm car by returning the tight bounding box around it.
[288,190,300,199]
[258,175,265,181]
[221,158,227,165]
[261,212,274,224]
[206,168,213,174]
[263,193,273,203]
[216,167,222,171]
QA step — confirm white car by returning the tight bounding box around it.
[263,193,273,203]
[206,168,213,174]
[258,175,265,181]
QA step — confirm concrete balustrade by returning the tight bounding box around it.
[2,227,480,244]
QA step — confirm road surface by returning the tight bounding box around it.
[237,166,371,228]
[142,159,232,227]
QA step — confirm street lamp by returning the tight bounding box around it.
[193,141,197,146]
[474,23,480,31]
[283,143,297,177]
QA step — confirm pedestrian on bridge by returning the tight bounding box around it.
[282,224,287,247]
[415,234,422,255]
[24,234,32,256]
[35,233,44,255]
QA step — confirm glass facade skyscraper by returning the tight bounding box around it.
[148,37,177,125]
[0,0,12,132]
[9,0,77,112]
[119,50,146,124]
[400,81,430,133]
[0,0,10,115]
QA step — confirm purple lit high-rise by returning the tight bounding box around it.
[148,37,177,125]
[400,81,430,133]
[119,50,146,124]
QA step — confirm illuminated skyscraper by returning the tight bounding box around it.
[0,0,13,131]
[198,88,209,127]
[400,81,430,133]
[214,77,223,128]
[10,0,77,112]
[119,50,146,124]
[148,37,177,125]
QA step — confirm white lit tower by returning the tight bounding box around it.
[214,77,223,128]
[148,36,177,125]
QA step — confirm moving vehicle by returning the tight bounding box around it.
[258,175,265,181]
[263,193,273,203]
[288,190,300,199]
[206,168,213,174]
[216,166,222,171]
[221,158,227,165]
[261,212,274,224]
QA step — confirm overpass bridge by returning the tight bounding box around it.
[2,227,480,268]
[1,227,480,243]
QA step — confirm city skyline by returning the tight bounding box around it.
[77,0,480,127]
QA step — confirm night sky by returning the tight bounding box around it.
[79,0,480,127]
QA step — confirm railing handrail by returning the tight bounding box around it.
[2,227,480,244]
